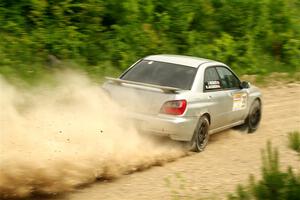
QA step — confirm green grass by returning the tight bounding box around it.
[228,133,300,200]
[288,131,300,153]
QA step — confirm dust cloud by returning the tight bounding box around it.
[0,71,187,199]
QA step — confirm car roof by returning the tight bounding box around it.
[144,54,225,68]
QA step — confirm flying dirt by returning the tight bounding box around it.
[0,71,187,199]
[48,81,299,200]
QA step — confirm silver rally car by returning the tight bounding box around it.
[103,55,262,152]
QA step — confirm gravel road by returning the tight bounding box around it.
[43,84,300,200]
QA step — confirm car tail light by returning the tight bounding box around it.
[160,100,187,115]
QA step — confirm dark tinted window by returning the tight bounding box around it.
[204,67,221,91]
[121,60,197,90]
[216,67,240,89]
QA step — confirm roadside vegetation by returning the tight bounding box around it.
[0,0,299,83]
[228,131,300,200]
[165,131,300,200]
[288,131,300,153]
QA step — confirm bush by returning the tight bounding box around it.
[0,0,299,81]
[228,136,300,200]
[288,131,300,153]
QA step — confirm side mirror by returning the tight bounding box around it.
[240,81,250,89]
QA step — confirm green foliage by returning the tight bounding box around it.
[288,131,300,153]
[0,0,299,81]
[228,140,300,200]
[164,172,190,200]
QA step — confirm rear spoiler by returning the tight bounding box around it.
[105,77,181,94]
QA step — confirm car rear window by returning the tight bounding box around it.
[120,60,197,90]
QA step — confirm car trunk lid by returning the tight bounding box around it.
[102,78,181,115]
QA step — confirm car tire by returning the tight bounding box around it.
[246,99,262,133]
[189,116,210,152]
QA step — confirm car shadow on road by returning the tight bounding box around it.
[209,126,248,144]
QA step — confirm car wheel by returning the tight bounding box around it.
[246,99,261,133]
[189,116,210,152]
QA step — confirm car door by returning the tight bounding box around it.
[203,67,233,129]
[215,66,249,123]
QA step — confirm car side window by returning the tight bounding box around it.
[216,67,240,89]
[204,67,222,91]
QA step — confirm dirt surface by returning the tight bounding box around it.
[37,84,300,200]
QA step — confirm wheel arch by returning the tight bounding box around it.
[251,97,262,108]
[202,113,211,125]
[246,97,262,133]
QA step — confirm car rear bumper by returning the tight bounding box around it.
[127,112,198,141]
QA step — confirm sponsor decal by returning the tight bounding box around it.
[205,80,221,89]
[233,92,248,111]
